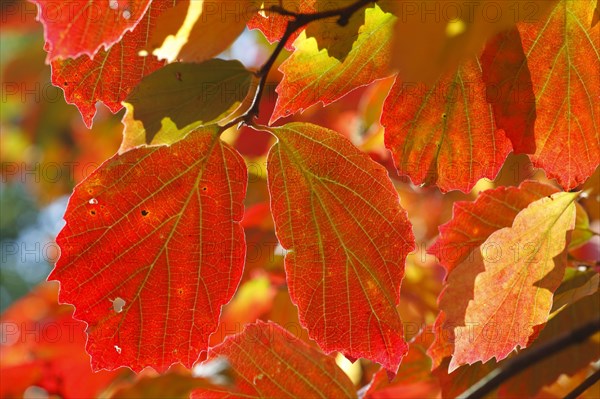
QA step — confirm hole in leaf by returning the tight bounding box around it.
[89,198,98,204]
[141,210,149,216]
[112,297,126,313]
[114,345,122,354]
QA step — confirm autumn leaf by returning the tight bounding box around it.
[147,0,259,63]
[271,4,394,123]
[451,191,579,370]
[428,180,558,273]
[304,0,368,61]
[264,122,415,374]
[427,181,560,368]
[49,127,247,372]
[247,0,314,50]
[518,0,600,189]
[124,60,253,144]
[193,321,358,398]
[382,59,513,193]
[388,0,557,84]
[480,27,537,154]
[31,0,152,60]
[51,0,179,128]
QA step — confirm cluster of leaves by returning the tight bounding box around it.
[6,0,598,397]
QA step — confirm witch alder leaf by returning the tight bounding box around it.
[31,0,152,60]
[192,321,357,398]
[427,180,559,368]
[428,180,558,273]
[51,0,178,128]
[271,5,394,124]
[49,127,247,372]
[450,191,579,371]
[382,59,513,193]
[388,0,557,84]
[264,122,415,373]
[481,27,537,154]
[247,0,314,50]
[518,0,600,189]
[125,60,253,144]
[304,0,368,61]
[147,0,258,63]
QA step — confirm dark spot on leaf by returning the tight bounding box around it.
[90,210,96,216]
[202,187,207,191]
[64,82,68,86]
[175,72,182,81]
[141,210,149,216]
[178,288,184,295]
[442,113,447,119]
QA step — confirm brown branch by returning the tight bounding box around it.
[563,367,600,399]
[219,0,377,133]
[457,317,600,399]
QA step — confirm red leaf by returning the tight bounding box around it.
[265,122,415,374]
[50,0,178,127]
[271,5,393,123]
[31,0,152,60]
[481,27,537,154]
[518,0,600,189]
[247,0,314,50]
[429,180,558,274]
[50,127,247,372]
[382,59,513,193]
[193,321,358,398]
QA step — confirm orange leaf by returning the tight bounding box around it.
[519,0,600,189]
[193,321,358,398]
[31,0,152,60]
[264,122,415,374]
[382,59,512,193]
[50,0,179,127]
[451,191,578,370]
[271,5,394,123]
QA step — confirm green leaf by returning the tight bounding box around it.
[125,59,253,144]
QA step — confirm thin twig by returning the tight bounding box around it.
[563,368,600,399]
[219,0,377,133]
[457,317,600,399]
